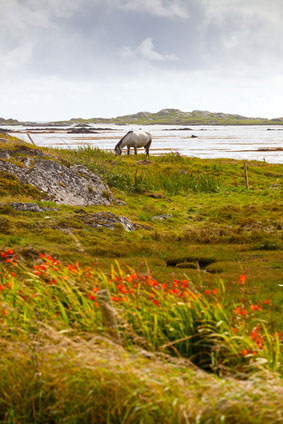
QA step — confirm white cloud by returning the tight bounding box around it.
[0,43,33,69]
[117,0,189,19]
[121,37,178,61]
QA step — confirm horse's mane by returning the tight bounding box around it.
[116,130,133,147]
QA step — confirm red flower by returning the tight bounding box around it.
[87,294,96,301]
[250,304,262,311]
[205,289,211,295]
[117,284,127,294]
[212,288,218,295]
[125,275,133,283]
[238,274,247,285]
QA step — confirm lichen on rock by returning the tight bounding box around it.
[0,148,113,206]
[84,212,137,231]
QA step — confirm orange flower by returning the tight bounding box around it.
[241,349,249,356]
[250,304,262,311]
[117,284,127,294]
[7,248,14,255]
[240,309,247,316]
[205,289,211,295]
[263,299,271,305]
[125,275,133,283]
[212,288,218,295]
[234,307,241,314]
[238,274,247,285]
[88,294,96,301]
[147,279,158,287]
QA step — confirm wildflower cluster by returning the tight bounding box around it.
[0,251,281,373]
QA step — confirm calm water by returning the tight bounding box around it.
[8,124,283,164]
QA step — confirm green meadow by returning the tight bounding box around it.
[0,135,282,423]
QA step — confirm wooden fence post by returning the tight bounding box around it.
[97,289,121,342]
[27,133,36,146]
[244,162,249,190]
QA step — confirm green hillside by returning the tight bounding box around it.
[2,108,283,126]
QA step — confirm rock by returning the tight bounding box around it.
[0,150,113,206]
[147,193,165,199]
[67,128,99,134]
[7,202,56,212]
[84,212,136,231]
[191,135,198,138]
[151,214,172,221]
[136,159,153,165]
[114,199,127,206]
[163,127,192,131]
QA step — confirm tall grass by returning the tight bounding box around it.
[0,249,282,422]
[0,251,281,375]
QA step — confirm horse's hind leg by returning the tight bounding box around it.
[127,146,130,155]
[134,147,137,155]
[144,139,152,156]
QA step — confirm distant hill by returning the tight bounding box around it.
[1,109,283,126]
[59,108,283,126]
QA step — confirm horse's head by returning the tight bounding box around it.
[114,144,122,156]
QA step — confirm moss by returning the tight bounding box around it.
[0,171,43,198]
[175,261,198,269]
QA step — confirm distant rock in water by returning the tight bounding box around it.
[67,128,99,134]
[0,145,113,206]
[163,127,192,131]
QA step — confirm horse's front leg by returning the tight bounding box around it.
[134,146,137,155]
[127,146,130,155]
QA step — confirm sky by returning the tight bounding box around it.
[1,0,283,121]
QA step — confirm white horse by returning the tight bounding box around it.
[114,130,152,156]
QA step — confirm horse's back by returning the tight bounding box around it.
[135,130,151,146]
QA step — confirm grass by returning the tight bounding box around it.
[0,136,282,422]
[0,251,282,423]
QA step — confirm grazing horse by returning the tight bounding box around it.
[114,130,152,156]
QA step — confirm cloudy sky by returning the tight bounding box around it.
[1,0,283,121]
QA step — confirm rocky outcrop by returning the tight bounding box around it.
[7,202,58,212]
[151,214,172,221]
[84,212,137,231]
[0,146,113,206]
